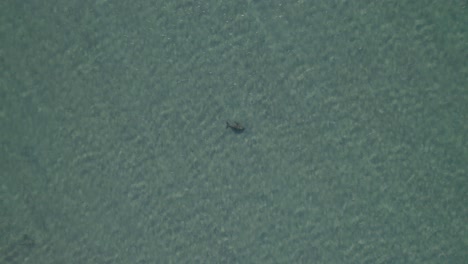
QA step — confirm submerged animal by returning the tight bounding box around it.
[226,121,245,132]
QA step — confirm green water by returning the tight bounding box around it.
[1,0,466,263]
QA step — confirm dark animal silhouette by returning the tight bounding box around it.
[226,121,245,133]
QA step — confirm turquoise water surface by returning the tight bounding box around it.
[1,0,466,263]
